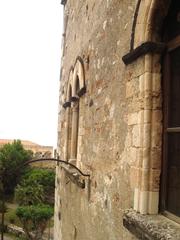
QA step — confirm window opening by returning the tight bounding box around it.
[161,0,180,222]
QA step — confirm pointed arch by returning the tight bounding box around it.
[123,0,170,64]
[133,0,171,48]
[72,57,86,99]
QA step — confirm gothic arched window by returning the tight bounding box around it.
[63,58,85,166]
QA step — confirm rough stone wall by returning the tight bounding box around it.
[54,0,140,239]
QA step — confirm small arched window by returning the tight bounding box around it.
[70,76,80,163]
[63,58,85,166]
[64,70,73,162]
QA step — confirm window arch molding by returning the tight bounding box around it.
[72,57,86,99]
[133,0,171,48]
[63,67,74,108]
[63,57,86,108]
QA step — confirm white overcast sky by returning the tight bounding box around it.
[0,0,63,147]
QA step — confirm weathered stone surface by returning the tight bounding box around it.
[123,209,180,240]
[54,0,175,239]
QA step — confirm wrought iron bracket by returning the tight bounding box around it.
[24,158,90,189]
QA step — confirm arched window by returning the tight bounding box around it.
[161,0,180,221]
[122,0,180,238]
[67,84,72,161]
[122,0,179,216]
[64,70,73,161]
[70,75,80,164]
[63,58,85,166]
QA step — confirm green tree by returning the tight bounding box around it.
[0,140,33,195]
[15,168,55,240]
[15,183,44,206]
[15,168,55,205]
[0,140,32,240]
[16,204,53,240]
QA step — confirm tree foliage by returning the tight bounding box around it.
[0,140,32,240]
[0,140,33,195]
[15,184,44,206]
[22,168,55,192]
[16,204,53,240]
[15,168,55,205]
[15,168,55,239]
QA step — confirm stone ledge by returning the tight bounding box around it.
[61,164,85,189]
[122,42,166,65]
[123,209,180,240]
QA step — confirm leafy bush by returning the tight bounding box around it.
[15,168,55,205]
[22,168,55,191]
[16,204,53,240]
[5,208,21,226]
[15,184,44,206]
[14,168,55,239]
[16,205,53,221]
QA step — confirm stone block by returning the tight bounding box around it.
[149,169,161,192]
[130,167,139,189]
[128,113,139,126]
[152,73,161,95]
[132,125,141,147]
[126,81,134,98]
[150,147,161,169]
[143,123,151,148]
[140,168,149,191]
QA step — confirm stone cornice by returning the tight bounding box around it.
[122,41,166,65]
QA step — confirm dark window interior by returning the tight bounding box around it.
[161,0,180,219]
[168,47,180,127]
[164,1,180,41]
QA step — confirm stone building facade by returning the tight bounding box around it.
[55,0,180,239]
